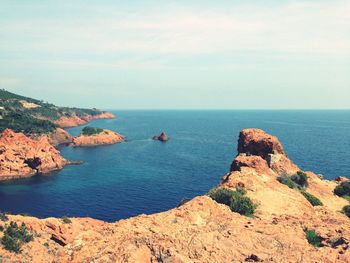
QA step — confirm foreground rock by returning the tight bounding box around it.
[54,112,115,128]
[0,129,68,180]
[152,132,169,142]
[73,129,124,147]
[0,128,349,262]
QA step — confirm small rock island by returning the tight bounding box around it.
[152,132,168,142]
[73,126,124,147]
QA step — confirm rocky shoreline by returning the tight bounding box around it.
[0,128,349,262]
[0,111,118,180]
[54,112,115,128]
[72,129,124,147]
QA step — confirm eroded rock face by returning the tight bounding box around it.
[0,128,349,262]
[46,128,73,146]
[153,132,169,142]
[73,129,124,147]
[235,128,299,175]
[238,128,285,158]
[54,113,116,128]
[0,129,68,180]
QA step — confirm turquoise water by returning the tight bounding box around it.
[0,110,349,222]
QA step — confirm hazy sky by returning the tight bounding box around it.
[0,0,349,109]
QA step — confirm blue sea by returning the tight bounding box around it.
[0,110,349,222]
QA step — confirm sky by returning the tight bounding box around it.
[0,0,349,109]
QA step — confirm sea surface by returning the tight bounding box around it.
[0,110,349,222]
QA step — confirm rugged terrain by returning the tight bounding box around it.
[0,89,115,134]
[0,129,69,180]
[73,128,124,147]
[0,129,349,262]
[0,90,120,179]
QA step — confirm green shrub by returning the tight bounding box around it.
[305,230,323,247]
[342,205,350,218]
[334,181,350,197]
[1,222,33,253]
[277,176,300,189]
[0,212,9,222]
[81,126,104,136]
[208,187,256,216]
[61,217,72,224]
[291,171,308,188]
[230,193,257,216]
[301,191,323,206]
[208,187,236,206]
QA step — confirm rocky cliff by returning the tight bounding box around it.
[54,113,116,128]
[73,129,124,147]
[0,129,349,262]
[46,128,73,146]
[0,129,68,180]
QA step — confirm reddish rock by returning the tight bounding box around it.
[238,129,285,159]
[0,128,350,262]
[73,129,124,147]
[46,128,73,146]
[0,129,68,180]
[235,128,299,175]
[231,155,270,174]
[54,112,115,128]
[335,176,349,183]
[54,115,87,128]
[153,132,169,142]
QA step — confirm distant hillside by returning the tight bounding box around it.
[0,89,108,134]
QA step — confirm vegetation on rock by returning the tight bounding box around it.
[277,171,308,189]
[301,191,323,206]
[343,205,350,218]
[334,181,350,197]
[0,212,9,222]
[61,217,72,224]
[277,175,300,189]
[81,126,104,136]
[292,171,308,188]
[0,89,109,135]
[278,172,323,206]
[208,187,256,216]
[1,221,33,253]
[305,230,323,247]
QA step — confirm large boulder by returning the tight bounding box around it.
[234,128,299,175]
[238,129,285,159]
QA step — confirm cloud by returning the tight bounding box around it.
[1,0,349,60]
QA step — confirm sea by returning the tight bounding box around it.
[0,110,349,222]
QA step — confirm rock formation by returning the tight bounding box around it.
[0,129,68,180]
[45,128,73,146]
[0,128,349,262]
[54,113,116,128]
[73,129,124,147]
[152,132,169,142]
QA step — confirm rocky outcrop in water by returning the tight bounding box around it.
[0,128,349,262]
[0,129,68,180]
[73,129,124,147]
[152,132,169,142]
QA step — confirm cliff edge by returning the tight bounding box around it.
[0,129,349,262]
[0,129,68,180]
